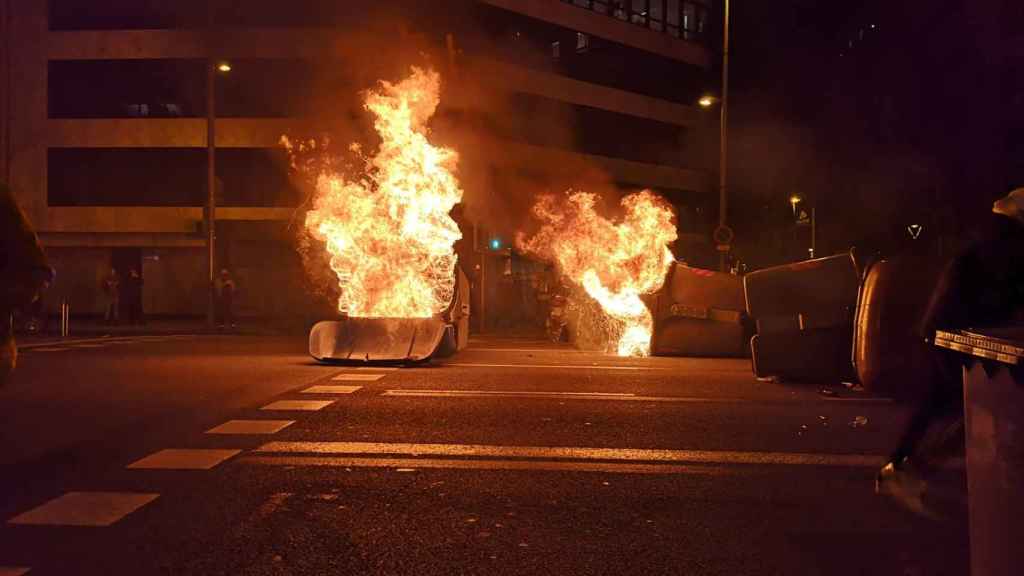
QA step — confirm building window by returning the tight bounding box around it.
[576,32,591,53]
[49,60,205,119]
[49,0,205,30]
[47,148,300,207]
[48,148,206,207]
[560,0,710,43]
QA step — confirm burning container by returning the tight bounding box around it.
[650,262,749,357]
[310,265,470,363]
[289,68,470,363]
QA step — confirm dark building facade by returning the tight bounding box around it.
[2,0,719,319]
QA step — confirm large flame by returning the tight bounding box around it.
[287,67,463,318]
[519,191,677,356]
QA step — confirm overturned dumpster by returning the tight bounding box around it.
[651,262,748,357]
[745,252,861,382]
[853,250,944,397]
[309,266,470,363]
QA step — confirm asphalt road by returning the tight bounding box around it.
[0,334,969,575]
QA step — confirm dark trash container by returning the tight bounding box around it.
[744,252,860,382]
[853,252,944,398]
[935,326,1024,576]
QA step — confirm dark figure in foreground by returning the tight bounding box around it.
[0,184,52,385]
[877,188,1024,513]
[216,268,236,328]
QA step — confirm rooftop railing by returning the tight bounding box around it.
[560,0,711,43]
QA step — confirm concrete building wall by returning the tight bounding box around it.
[1,0,8,184]
[8,0,718,319]
[7,0,47,226]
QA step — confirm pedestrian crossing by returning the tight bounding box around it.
[260,399,335,411]
[126,448,242,470]
[205,419,295,434]
[1,363,396,575]
[8,492,160,527]
[1,361,897,574]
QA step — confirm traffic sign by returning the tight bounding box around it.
[713,225,734,245]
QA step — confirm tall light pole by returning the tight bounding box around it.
[718,0,731,272]
[205,5,221,328]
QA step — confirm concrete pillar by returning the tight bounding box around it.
[7,0,47,226]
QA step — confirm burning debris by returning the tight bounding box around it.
[518,191,677,356]
[284,67,463,318]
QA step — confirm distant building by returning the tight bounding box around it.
[1,0,719,320]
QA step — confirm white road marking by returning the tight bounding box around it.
[8,492,159,527]
[25,347,69,352]
[381,389,887,404]
[127,448,241,470]
[261,400,334,411]
[355,366,399,371]
[69,344,107,349]
[823,397,895,404]
[381,390,750,403]
[0,567,31,576]
[302,385,362,394]
[385,390,634,398]
[254,441,882,468]
[206,420,295,435]
[241,456,739,475]
[467,348,569,353]
[442,363,665,371]
[332,373,386,381]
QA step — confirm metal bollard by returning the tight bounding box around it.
[60,299,70,338]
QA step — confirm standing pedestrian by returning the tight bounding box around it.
[876,188,1024,514]
[1,183,52,385]
[216,269,236,328]
[101,268,120,324]
[124,268,144,325]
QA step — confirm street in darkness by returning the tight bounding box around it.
[0,334,967,575]
[5,1,1022,574]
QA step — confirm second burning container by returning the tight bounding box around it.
[651,262,749,357]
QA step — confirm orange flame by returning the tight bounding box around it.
[519,191,677,356]
[286,67,463,318]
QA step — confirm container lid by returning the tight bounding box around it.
[935,325,1024,365]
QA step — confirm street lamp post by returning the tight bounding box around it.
[205,55,217,328]
[204,4,224,329]
[789,194,816,259]
[718,0,730,272]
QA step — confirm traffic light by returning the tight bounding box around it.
[489,238,502,250]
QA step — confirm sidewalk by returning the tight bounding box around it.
[14,316,280,348]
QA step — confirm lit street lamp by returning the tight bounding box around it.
[698,95,716,108]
